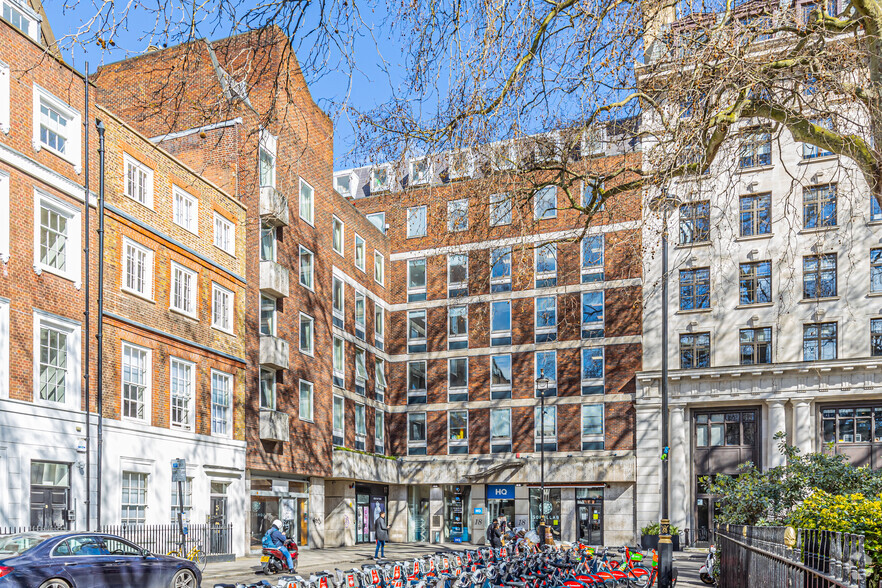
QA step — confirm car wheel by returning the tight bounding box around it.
[171,569,197,588]
[39,580,71,588]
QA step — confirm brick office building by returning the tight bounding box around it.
[336,131,644,546]
[93,27,391,551]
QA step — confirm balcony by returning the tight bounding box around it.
[259,186,289,227]
[259,335,289,369]
[260,261,289,298]
[259,409,289,442]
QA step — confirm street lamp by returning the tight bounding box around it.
[536,370,551,544]
[649,191,681,588]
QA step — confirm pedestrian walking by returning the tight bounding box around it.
[487,519,501,549]
[374,511,389,558]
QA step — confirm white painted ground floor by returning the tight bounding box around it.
[0,398,249,555]
[635,359,882,544]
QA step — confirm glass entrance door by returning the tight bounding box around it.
[577,503,603,544]
[695,496,717,546]
[356,494,370,543]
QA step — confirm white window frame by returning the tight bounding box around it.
[535,296,557,340]
[354,234,366,272]
[299,312,315,356]
[121,471,149,526]
[213,212,235,256]
[490,192,512,227]
[354,403,367,447]
[490,408,512,452]
[375,358,387,401]
[408,309,427,348]
[354,347,368,390]
[448,410,469,452]
[375,305,385,347]
[447,149,475,179]
[121,341,151,423]
[490,354,512,394]
[259,368,276,410]
[371,165,393,192]
[332,394,345,442]
[410,158,432,185]
[581,404,605,449]
[407,412,428,452]
[211,282,234,334]
[582,290,605,332]
[535,242,557,283]
[366,212,386,234]
[32,310,81,409]
[490,247,512,289]
[374,251,385,286]
[354,290,366,334]
[0,61,9,135]
[210,369,233,438]
[299,246,314,290]
[407,360,427,397]
[170,262,198,319]
[407,205,428,238]
[535,350,557,396]
[535,405,558,448]
[33,189,82,286]
[448,253,468,291]
[448,357,468,399]
[258,129,277,188]
[333,335,345,381]
[489,141,517,171]
[581,346,605,389]
[582,126,606,157]
[299,177,315,225]
[333,276,345,326]
[32,84,82,168]
[581,235,604,281]
[490,300,512,340]
[172,186,199,234]
[121,237,154,301]
[375,410,385,454]
[448,198,469,232]
[407,258,427,297]
[448,305,469,348]
[299,379,314,422]
[260,294,277,337]
[334,172,355,197]
[169,357,195,431]
[123,153,154,208]
[332,216,345,256]
[0,171,7,263]
[534,185,558,220]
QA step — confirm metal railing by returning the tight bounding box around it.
[717,524,868,588]
[0,523,234,560]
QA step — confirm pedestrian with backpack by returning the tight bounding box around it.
[374,511,389,559]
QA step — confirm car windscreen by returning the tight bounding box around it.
[0,534,52,557]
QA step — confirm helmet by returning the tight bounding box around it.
[272,519,283,530]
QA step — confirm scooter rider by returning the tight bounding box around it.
[269,519,294,571]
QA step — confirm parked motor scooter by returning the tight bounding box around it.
[699,545,716,585]
[261,539,299,574]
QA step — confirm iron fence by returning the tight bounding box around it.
[0,523,234,561]
[717,524,867,588]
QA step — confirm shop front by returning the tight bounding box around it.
[355,483,388,544]
[576,488,603,544]
[529,487,562,540]
[485,484,515,529]
[443,485,471,542]
[249,477,309,552]
[407,485,430,542]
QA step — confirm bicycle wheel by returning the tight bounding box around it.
[191,548,207,571]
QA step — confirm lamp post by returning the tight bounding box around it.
[536,371,551,544]
[650,192,680,588]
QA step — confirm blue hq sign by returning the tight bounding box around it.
[486,484,515,500]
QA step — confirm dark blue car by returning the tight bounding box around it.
[0,532,201,588]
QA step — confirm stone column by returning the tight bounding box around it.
[308,477,325,549]
[429,485,444,543]
[792,400,813,455]
[669,406,688,532]
[767,400,787,468]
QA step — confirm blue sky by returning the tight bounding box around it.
[41,1,402,169]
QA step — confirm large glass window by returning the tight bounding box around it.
[535,243,557,287]
[804,322,837,361]
[739,261,771,305]
[535,296,557,342]
[581,404,604,450]
[39,100,71,155]
[121,472,148,526]
[407,309,426,352]
[739,193,772,237]
[407,258,427,300]
[211,371,232,436]
[375,358,387,401]
[581,235,604,282]
[299,178,314,225]
[407,206,427,238]
[260,295,276,336]
[408,413,427,455]
[448,357,468,401]
[803,254,837,299]
[260,223,276,262]
[448,254,468,292]
[872,249,882,293]
[695,411,756,448]
[374,252,385,285]
[535,351,557,397]
[490,355,512,399]
[38,199,76,277]
[448,411,469,454]
[123,239,152,297]
[680,268,710,310]
[873,319,882,357]
[299,313,314,355]
[581,291,604,338]
[490,193,512,226]
[679,201,710,244]
[299,380,313,421]
[211,283,233,333]
[490,247,512,292]
[448,305,468,349]
[490,301,511,345]
[534,186,557,219]
[170,358,193,430]
[125,155,153,207]
[804,183,837,228]
[354,347,368,389]
[739,327,772,365]
[680,332,711,369]
[490,409,512,453]
[259,368,275,410]
[332,396,344,445]
[173,188,198,234]
[448,199,468,232]
[171,263,196,317]
[407,361,427,401]
[299,246,314,290]
[581,347,604,395]
[38,325,68,404]
[739,127,772,168]
[213,213,234,256]
[534,405,557,451]
[821,407,880,445]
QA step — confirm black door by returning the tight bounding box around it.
[210,496,228,554]
[30,486,69,530]
[695,496,717,545]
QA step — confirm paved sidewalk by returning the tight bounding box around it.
[201,543,709,587]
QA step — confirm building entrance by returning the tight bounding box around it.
[30,462,70,530]
[576,488,603,544]
[355,483,387,544]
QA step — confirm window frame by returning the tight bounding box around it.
[407,205,428,238]
[332,276,345,326]
[333,335,345,385]
[448,253,469,293]
[739,326,773,365]
[299,245,315,291]
[121,237,154,300]
[33,311,81,409]
[213,212,235,256]
[680,332,711,369]
[210,282,234,334]
[33,190,82,284]
[490,354,513,398]
[123,153,154,208]
[803,253,837,299]
[354,346,368,390]
[581,235,604,282]
[581,404,605,450]
[407,258,427,299]
[332,395,345,445]
[259,368,276,411]
[534,185,558,220]
[490,247,512,291]
[121,341,151,423]
[407,309,427,351]
[871,248,882,293]
[354,234,366,271]
[739,193,772,237]
[448,410,469,453]
[679,267,711,310]
[121,471,149,526]
[535,295,557,342]
[299,177,315,226]
[32,84,82,167]
[803,183,838,229]
[332,216,345,256]
[172,186,199,235]
[448,305,469,349]
[581,346,604,395]
[169,261,198,319]
[490,300,512,344]
[260,294,277,337]
[679,200,711,245]
[490,408,512,453]
[366,212,386,234]
[448,198,469,232]
[299,312,315,356]
[210,369,233,437]
[375,358,387,402]
[410,158,432,185]
[535,350,558,397]
[871,318,882,357]
[375,410,385,454]
[803,322,838,361]
[354,402,367,449]
[169,356,194,431]
[739,261,772,305]
[407,360,427,400]
[581,291,605,337]
[407,412,428,455]
[739,126,772,169]
[374,251,385,286]
[534,405,558,451]
[490,192,512,226]
[448,356,469,401]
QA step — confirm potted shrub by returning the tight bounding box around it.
[640,522,681,551]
